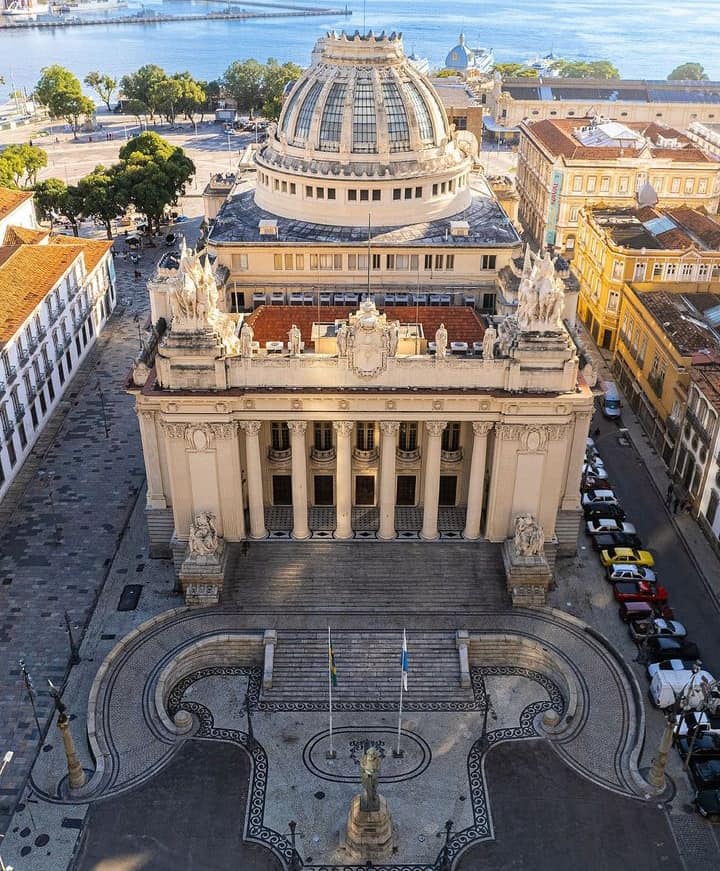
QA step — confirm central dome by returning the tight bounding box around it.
[254,30,473,227]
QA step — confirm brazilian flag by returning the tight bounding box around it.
[329,637,338,687]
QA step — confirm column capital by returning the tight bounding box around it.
[333,420,354,437]
[472,421,494,437]
[239,420,262,436]
[380,420,400,435]
[425,420,447,437]
[287,421,307,435]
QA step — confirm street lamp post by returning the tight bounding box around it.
[0,750,14,871]
[478,685,497,753]
[63,611,81,666]
[96,382,110,439]
[18,659,42,740]
[287,820,302,871]
[38,470,61,543]
[437,819,454,871]
[48,681,86,791]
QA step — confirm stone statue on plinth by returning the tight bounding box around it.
[345,745,394,860]
[513,513,545,557]
[180,511,227,605]
[482,325,496,361]
[336,322,349,357]
[240,321,254,358]
[502,512,551,607]
[288,324,302,356]
[189,512,219,556]
[435,323,448,358]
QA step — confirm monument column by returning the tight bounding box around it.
[420,420,446,541]
[240,420,267,539]
[378,421,399,540]
[334,421,354,540]
[289,421,310,540]
[463,421,494,540]
[138,410,166,509]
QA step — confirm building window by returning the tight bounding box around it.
[313,421,333,451]
[652,262,663,278]
[318,81,347,151]
[570,207,579,223]
[445,254,455,270]
[671,177,681,193]
[424,254,433,270]
[405,81,434,142]
[386,254,395,270]
[684,178,695,194]
[290,183,297,195]
[271,422,290,451]
[306,185,313,198]
[681,263,694,279]
[348,189,357,201]
[356,422,375,451]
[316,187,325,199]
[481,254,496,270]
[393,188,401,200]
[7,439,16,468]
[352,76,378,153]
[18,421,27,449]
[618,176,629,194]
[382,80,411,152]
[607,291,620,313]
[229,291,244,312]
[295,254,304,270]
[586,176,597,193]
[665,263,677,279]
[232,253,248,271]
[698,263,709,280]
[432,183,438,196]
[404,187,412,200]
[633,262,646,281]
[274,254,283,270]
[612,260,623,280]
[398,422,417,451]
[442,422,460,452]
[435,254,444,270]
[600,176,610,192]
[572,176,583,192]
[706,490,719,527]
[372,254,381,270]
[372,189,381,201]
[30,403,38,428]
[415,186,422,198]
[284,253,293,270]
[58,362,65,386]
[698,178,708,194]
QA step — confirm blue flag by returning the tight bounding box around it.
[401,630,409,691]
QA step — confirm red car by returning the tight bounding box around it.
[613,580,669,605]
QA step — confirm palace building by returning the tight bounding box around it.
[130,33,593,590]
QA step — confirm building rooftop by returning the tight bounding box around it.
[49,236,113,273]
[690,358,720,407]
[3,224,49,245]
[0,188,32,222]
[209,181,520,247]
[245,304,486,347]
[588,205,720,251]
[634,289,720,356]
[500,77,720,104]
[429,79,481,109]
[525,117,712,162]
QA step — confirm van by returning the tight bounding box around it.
[649,669,714,709]
[602,381,622,419]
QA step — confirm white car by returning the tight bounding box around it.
[583,464,609,480]
[586,518,637,535]
[648,658,699,679]
[581,489,618,508]
[608,564,657,584]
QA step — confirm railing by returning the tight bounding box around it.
[267,446,291,462]
[0,381,5,398]
[14,403,25,423]
[44,360,55,376]
[47,309,59,326]
[2,419,14,440]
[37,324,47,340]
[17,349,29,366]
[686,408,710,446]
[54,344,64,361]
[396,447,421,462]
[67,284,79,300]
[5,365,17,384]
[27,336,38,353]
[647,372,664,399]
[666,416,679,440]
[441,448,464,464]
[25,385,37,403]
[310,446,336,463]
[352,447,379,463]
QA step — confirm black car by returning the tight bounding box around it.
[695,788,720,817]
[646,637,701,663]
[592,531,643,551]
[584,503,626,522]
[689,758,720,789]
[676,732,720,760]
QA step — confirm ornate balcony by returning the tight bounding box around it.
[0,381,5,398]
[396,447,421,463]
[441,447,464,464]
[17,348,29,367]
[352,447,379,464]
[14,403,25,423]
[310,446,336,463]
[5,365,17,385]
[37,324,47,340]
[2,419,14,439]
[25,385,37,403]
[47,309,59,326]
[44,360,55,376]
[27,336,38,353]
[267,446,292,463]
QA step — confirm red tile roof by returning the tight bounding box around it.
[246,305,486,347]
[0,188,32,222]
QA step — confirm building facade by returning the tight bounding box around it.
[574,204,720,350]
[517,117,720,253]
[0,188,116,499]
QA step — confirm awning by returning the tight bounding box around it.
[483,116,520,134]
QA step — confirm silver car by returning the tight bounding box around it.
[607,564,656,583]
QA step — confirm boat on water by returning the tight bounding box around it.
[1,0,48,19]
[46,0,127,12]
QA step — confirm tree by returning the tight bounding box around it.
[117,131,194,232]
[34,65,95,138]
[222,58,265,115]
[34,178,82,235]
[552,59,620,79]
[262,58,303,120]
[84,71,118,112]
[123,98,149,128]
[120,64,167,120]
[0,144,47,187]
[493,63,539,78]
[668,62,708,81]
[77,164,128,240]
[173,72,206,121]
[149,76,184,125]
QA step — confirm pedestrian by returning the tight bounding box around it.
[672,495,680,515]
[665,483,673,507]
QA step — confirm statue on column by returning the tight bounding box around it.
[482,325,496,360]
[360,746,381,811]
[336,322,349,357]
[435,323,448,358]
[386,321,399,357]
[288,324,302,356]
[240,321,254,358]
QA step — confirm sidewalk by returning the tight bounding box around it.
[575,319,720,612]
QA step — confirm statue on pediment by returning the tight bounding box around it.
[240,321,254,358]
[435,323,448,358]
[516,246,566,334]
[346,298,390,377]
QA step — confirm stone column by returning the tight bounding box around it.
[420,420,446,541]
[334,421,354,540]
[561,411,592,510]
[240,420,267,539]
[463,422,494,540]
[378,421,399,540]
[138,409,166,509]
[289,421,310,540]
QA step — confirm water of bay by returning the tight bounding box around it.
[0,0,718,91]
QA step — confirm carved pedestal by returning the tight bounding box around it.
[502,540,552,607]
[345,794,394,861]
[179,540,228,606]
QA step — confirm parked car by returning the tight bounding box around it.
[607,564,657,584]
[613,581,668,605]
[600,548,654,568]
[582,474,612,492]
[646,637,700,663]
[587,519,637,536]
[647,658,700,679]
[619,601,654,623]
[629,617,687,644]
[592,531,643,551]
[648,668,714,708]
[689,758,720,789]
[585,504,626,522]
[695,788,720,817]
[602,381,622,419]
[583,462,608,478]
[677,732,720,760]
[581,489,618,508]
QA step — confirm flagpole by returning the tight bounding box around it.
[327,626,336,760]
[395,629,406,758]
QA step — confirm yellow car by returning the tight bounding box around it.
[600,547,655,568]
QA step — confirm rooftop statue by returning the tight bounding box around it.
[516,246,566,334]
[435,323,448,358]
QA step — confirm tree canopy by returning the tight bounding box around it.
[0,144,47,188]
[84,71,118,112]
[119,64,167,119]
[34,178,83,235]
[222,57,303,119]
[552,60,620,79]
[77,164,128,240]
[493,63,539,78]
[668,62,709,81]
[34,65,95,137]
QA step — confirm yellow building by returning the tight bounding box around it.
[516,117,720,253]
[574,204,720,350]
[613,287,720,462]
